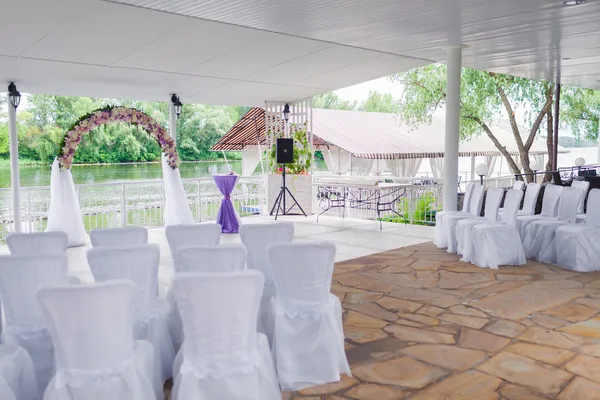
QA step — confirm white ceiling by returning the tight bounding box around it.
[0,0,427,106]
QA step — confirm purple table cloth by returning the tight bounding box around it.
[213,174,240,233]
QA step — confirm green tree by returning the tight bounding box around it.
[358,91,400,113]
[313,92,357,110]
[560,86,600,141]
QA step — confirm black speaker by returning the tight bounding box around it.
[276,138,294,164]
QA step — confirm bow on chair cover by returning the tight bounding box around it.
[213,175,240,234]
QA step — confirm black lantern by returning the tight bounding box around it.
[8,82,21,110]
[283,103,290,122]
[171,94,182,118]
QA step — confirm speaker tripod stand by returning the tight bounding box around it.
[270,166,307,220]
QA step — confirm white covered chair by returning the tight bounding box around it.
[516,184,562,238]
[171,271,280,400]
[240,222,294,337]
[523,187,585,263]
[469,189,526,269]
[0,254,69,395]
[6,232,68,255]
[87,244,174,383]
[168,244,246,353]
[37,280,159,400]
[433,183,476,248]
[0,343,40,400]
[268,242,350,391]
[456,188,505,260]
[513,180,525,191]
[518,182,542,216]
[441,184,485,253]
[555,189,600,271]
[165,224,221,261]
[89,227,148,248]
[572,179,590,221]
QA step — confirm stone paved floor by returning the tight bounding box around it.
[284,241,600,399]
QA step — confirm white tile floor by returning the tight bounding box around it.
[1,215,434,294]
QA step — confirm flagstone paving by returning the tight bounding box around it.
[285,241,600,399]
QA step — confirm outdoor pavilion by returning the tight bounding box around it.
[3,1,600,399]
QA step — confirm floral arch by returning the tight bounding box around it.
[57,106,180,170]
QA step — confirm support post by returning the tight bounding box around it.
[8,103,21,232]
[443,45,463,211]
[552,82,561,171]
[470,155,476,182]
[168,97,177,144]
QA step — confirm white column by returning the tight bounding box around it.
[168,98,177,144]
[8,103,21,232]
[470,155,475,182]
[597,121,600,167]
[443,45,463,211]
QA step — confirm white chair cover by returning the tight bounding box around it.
[37,281,159,400]
[523,187,584,263]
[240,222,294,337]
[555,189,600,271]
[513,180,525,191]
[0,254,69,395]
[165,224,221,260]
[6,232,68,256]
[87,245,174,383]
[441,184,485,253]
[433,183,475,248]
[571,180,590,214]
[519,182,542,216]
[171,271,280,400]
[516,184,562,238]
[456,188,505,259]
[0,343,40,400]
[268,242,350,391]
[89,227,148,248]
[168,244,247,353]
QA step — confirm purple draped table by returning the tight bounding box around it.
[213,174,240,234]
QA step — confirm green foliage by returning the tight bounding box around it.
[358,91,400,113]
[379,192,437,226]
[560,86,600,141]
[313,93,357,110]
[268,123,312,174]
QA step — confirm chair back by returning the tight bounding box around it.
[239,222,294,284]
[522,183,541,215]
[462,183,475,212]
[513,180,525,191]
[557,187,585,223]
[571,180,590,214]
[87,244,160,321]
[501,189,524,226]
[540,184,563,217]
[172,271,263,374]
[90,227,148,248]
[165,224,221,257]
[37,281,136,374]
[269,242,335,313]
[175,244,246,273]
[0,254,68,328]
[483,188,504,221]
[585,189,600,227]
[468,184,485,217]
[6,232,68,256]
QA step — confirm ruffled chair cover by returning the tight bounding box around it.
[165,224,221,262]
[168,244,247,353]
[37,281,159,400]
[6,232,68,256]
[441,184,485,253]
[0,343,40,400]
[523,187,584,263]
[555,189,600,271]
[171,272,280,400]
[240,222,294,338]
[268,242,350,391]
[89,227,148,248]
[469,189,525,269]
[87,245,174,383]
[516,184,562,238]
[456,188,505,260]
[0,254,69,395]
[433,183,475,248]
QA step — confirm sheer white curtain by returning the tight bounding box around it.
[371,159,385,176]
[46,159,87,247]
[485,156,498,178]
[386,159,422,177]
[322,147,351,175]
[242,148,261,177]
[352,158,374,176]
[161,157,195,225]
[429,158,444,178]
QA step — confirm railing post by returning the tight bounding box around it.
[409,186,415,225]
[27,189,31,233]
[195,181,201,223]
[199,183,203,222]
[120,184,127,227]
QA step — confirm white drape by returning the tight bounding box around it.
[322,147,351,175]
[386,159,422,178]
[429,158,444,178]
[161,157,195,226]
[371,159,385,176]
[46,159,87,247]
[485,156,498,178]
[242,148,261,177]
[352,158,374,176]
